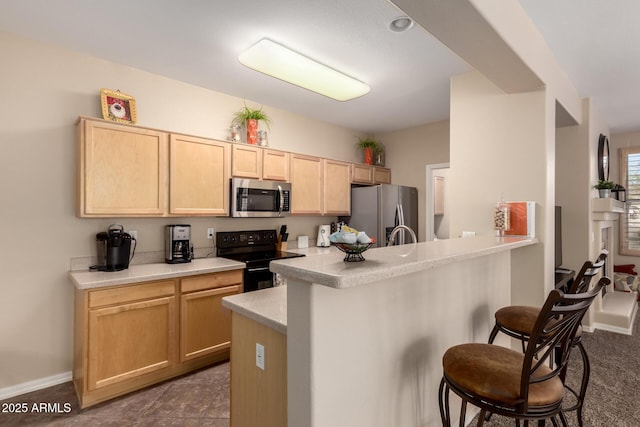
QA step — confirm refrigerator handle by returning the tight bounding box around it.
[395,204,406,245]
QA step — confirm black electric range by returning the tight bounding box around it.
[216,230,304,292]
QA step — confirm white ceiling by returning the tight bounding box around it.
[1,0,638,134]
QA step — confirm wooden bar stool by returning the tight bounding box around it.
[486,253,606,426]
[438,277,608,426]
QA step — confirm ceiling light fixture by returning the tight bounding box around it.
[238,38,370,102]
[389,16,414,32]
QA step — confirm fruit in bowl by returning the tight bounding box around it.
[329,228,372,245]
[329,227,376,261]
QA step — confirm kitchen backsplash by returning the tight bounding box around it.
[69,239,318,271]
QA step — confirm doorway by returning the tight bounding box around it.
[426,163,450,241]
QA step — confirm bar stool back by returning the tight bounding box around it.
[486,253,606,426]
[438,277,608,426]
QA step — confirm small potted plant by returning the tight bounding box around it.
[232,103,272,145]
[594,180,615,198]
[356,137,381,165]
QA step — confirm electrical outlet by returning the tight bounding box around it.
[256,343,265,370]
[207,228,214,239]
[130,230,138,240]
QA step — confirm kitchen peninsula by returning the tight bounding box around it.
[224,235,536,427]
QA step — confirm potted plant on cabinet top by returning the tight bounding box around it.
[594,180,615,198]
[232,104,272,145]
[356,137,381,165]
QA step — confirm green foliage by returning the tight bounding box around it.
[594,180,615,190]
[232,103,272,129]
[356,137,382,153]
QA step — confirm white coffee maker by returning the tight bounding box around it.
[317,224,331,247]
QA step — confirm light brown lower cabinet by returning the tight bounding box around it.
[180,272,243,362]
[73,270,243,408]
[230,312,287,427]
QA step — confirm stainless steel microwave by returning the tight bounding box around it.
[230,178,291,217]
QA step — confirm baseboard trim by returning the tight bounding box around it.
[0,371,72,401]
[593,322,633,336]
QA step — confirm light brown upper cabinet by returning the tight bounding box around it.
[373,167,391,184]
[352,164,374,184]
[231,144,289,182]
[351,163,391,185]
[323,159,351,215]
[169,134,230,216]
[231,144,262,179]
[262,149,289,182]
[76,118,168,217]
[290,153,323,215]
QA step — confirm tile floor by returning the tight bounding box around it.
[0,361,230,426]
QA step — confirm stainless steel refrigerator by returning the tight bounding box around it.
[347,184,418,247]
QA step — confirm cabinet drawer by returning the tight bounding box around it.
[89,280,175,309]
[180,270,243,293]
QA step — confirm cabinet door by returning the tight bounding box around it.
[232,144,262,179]
[373,167,391,184]
[290,154,323,214]
[323,159,351,215]
[263,149,290,182]
[180,284,242,362]
[78,118,168,216]
[87,295,176,390]
[351,164,373,184]
[169,134,230,216]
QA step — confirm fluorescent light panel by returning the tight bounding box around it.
[239,39,370,102]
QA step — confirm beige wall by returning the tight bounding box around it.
[449,70,552,306]
[556,99,593,272]
[0,31,373,391]
[555,98,610,328]
[377,120,450,241]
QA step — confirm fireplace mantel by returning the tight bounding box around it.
[592,198,624,221]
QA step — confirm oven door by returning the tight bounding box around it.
[243,266,275,292]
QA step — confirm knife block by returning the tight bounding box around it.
[276,237,287,252]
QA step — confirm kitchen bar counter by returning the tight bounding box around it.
[69,257,245,289]
[272,235,537,427]
[270,235,536,289]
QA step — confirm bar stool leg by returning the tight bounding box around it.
[439,378,451,427]
[561,340,589,427]
[488,325,499,343]
[575,341,590,427]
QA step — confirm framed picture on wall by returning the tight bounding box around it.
[100,88,138,124]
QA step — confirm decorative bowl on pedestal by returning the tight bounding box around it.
[332,238,376,262]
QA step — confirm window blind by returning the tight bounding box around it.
[620,147,640,255]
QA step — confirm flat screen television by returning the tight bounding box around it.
[555,206,562,269]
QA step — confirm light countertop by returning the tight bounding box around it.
[69,257,245,290]
[271,235,537,289]
[286,246,335,256]
[222,286,287,334]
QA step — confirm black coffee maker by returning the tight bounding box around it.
[165,224,192,264]
[93,224,136,271]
